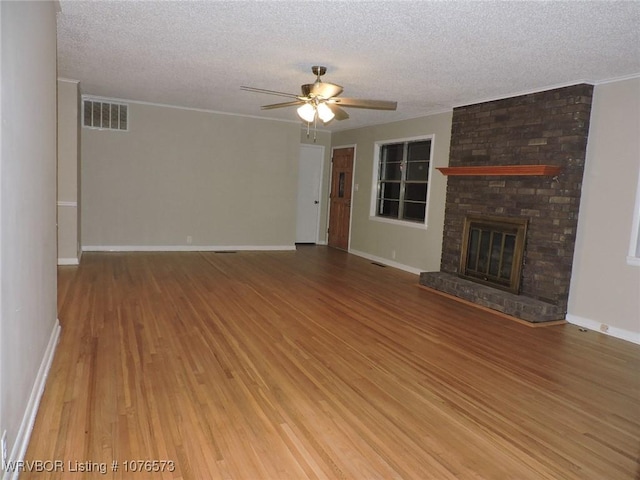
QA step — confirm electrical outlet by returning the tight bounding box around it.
[186,235,193,245]
[391,250,396,260]
[1,430,7,468]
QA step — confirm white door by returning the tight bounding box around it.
[296,144,324,243]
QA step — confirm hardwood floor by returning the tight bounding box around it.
[24,247,640,479]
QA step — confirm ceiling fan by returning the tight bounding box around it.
[240,66,397,125]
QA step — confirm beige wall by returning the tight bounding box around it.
[568,77,640,343]
[331,112,453,273]
[57,79,81,263]
[1,0,59,469]
[82,103,301,249]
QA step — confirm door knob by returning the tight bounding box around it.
[314,200,319,204]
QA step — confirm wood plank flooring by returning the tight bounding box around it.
[24,247,640,479]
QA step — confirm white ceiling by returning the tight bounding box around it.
[57,1,640,132]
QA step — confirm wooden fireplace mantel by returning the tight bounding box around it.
[436,165,562,176]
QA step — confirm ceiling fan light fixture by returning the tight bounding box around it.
[297,103,315,123]
[242,65,397,131]
[317,102,335,123]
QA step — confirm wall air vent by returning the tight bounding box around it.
[82,98,128,131]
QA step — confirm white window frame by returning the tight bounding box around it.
[369,134,434,230]
[627,167,640,266]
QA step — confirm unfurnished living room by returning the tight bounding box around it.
[2,1,640,479]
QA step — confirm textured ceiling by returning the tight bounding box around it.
[57,1,640,132]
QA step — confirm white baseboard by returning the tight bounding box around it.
[81,244,296,252]
[57,257,79,265]
[3,319,61,480]
[349,249,422,275]
[566,313,640,345]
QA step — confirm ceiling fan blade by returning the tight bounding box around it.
[333,98,397,110]
[261,100,305,110]
[240,86,300,99]
[327,104,349,121]
[310,81,343,99]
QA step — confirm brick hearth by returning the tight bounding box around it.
[419,272,565,322]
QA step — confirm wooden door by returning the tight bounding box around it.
[328,147,354,250]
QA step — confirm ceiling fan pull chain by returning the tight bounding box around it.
[313,115,317,143]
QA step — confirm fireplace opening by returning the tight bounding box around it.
[459,215,528,294]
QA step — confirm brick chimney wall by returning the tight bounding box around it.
[441,84,593,309]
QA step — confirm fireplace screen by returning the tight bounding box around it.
[459,216,528,294]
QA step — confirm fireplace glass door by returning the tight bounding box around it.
[460,216,528,294]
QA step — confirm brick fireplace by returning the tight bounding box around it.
[420,84,593,322]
